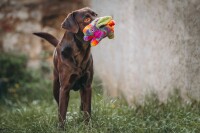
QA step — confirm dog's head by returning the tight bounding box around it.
[61,7,98,34]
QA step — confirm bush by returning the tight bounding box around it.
[0,52,29,96]
[0,52,52,102]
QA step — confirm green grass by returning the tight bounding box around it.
[0,76,200,133]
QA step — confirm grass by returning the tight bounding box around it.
[0,74,200,133]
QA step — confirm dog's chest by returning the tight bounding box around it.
[73,45,91,70]
[71,74,88,91]
[71,52,92,91]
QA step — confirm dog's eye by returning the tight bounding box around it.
[84,17,91,23]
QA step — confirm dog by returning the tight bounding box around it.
[33,7,98,128]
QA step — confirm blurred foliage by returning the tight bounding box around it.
[0,52,52,103]
[0,52,28,97]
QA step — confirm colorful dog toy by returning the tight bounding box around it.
[83,16,115,46]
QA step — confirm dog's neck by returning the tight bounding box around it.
[74,31,89,47]
[74,31,92,70]
[58,31,91,71]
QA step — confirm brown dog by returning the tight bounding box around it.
[33,7,98,128]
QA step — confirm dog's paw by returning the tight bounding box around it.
[57,122,66,131]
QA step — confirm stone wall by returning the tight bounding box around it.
[0,0,89,68]
[1,0,199,104]
[91,0,200,104]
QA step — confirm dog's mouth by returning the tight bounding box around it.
[82,16,115,46]
[83,16,115,33]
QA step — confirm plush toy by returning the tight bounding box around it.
[83,16,115,46]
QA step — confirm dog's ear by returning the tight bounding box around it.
[61,12,79,33]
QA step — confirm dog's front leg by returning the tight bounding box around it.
[80,85,92,122]
[58,83,70,129]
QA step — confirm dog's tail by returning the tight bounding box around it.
[33,32,58,47]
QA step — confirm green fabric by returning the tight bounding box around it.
[96,16,112,28]
[108,33,114,39]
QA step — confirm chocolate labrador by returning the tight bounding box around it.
[33,7,98,128]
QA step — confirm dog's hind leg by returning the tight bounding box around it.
[53,69,60,105]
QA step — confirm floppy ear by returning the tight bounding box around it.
[61,12,79,33]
